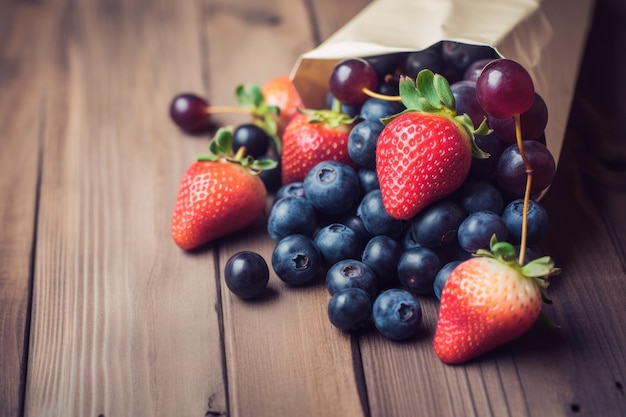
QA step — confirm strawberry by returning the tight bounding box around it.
[280,108,357,184]
[376,71,490,220]
[171,128,277,250]
[434,236,560,364]
[261,75,304,138]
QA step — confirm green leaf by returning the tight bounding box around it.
[253,158,279,171]
[214,128,234,155]
[399,76,420,109]
[434,73,455,109]
[416,70,441,110]
[521,256,556,278]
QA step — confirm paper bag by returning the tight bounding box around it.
[290,0,595,165]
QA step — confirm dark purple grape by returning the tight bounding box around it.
[450,80,486,128]
[365,54,402,81]
[329,58,379,105]
[224,251,269,299]
[463,58,496,82]
[403,45,444,79]
[487,93,548,144]
[232,123,270,158]
[169,93,210,133]
[476,59,535,119]
[496,141,556,197]
[441,41,500,75]
[469,132,503,180]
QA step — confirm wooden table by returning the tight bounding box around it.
[1,0,625,416]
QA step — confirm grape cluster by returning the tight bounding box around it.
[225,41,558,341]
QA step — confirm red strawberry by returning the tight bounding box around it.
[280,108,356,184]
[376,71,490,220]
[261,75,304,137]
[434,237,559,364]
[171,128,277,250]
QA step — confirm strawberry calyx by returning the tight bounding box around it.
[476,235,561,304]
[298,107,359,128]
[197,127,278,175]
[383,70,490,159]
[235,83,282,155]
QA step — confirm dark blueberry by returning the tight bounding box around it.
[314,224,363,266]
[441,41,500,75]
[348,120,384,169]
[271,234,322,285]
[501,199,549,245]
[326,92,361,118]
[433,260,462,300]
[450,80,486,128]
[403,45,444,79]
[357,189,404,238]
[223,251,269,299]
[378,80,400,96]
[455,179,504,215]
[259,156,282,193]
[400,227,423,251]
[358,169,380,194]
[372,288,422,341]
[365,54,401,81]
[267,196,317,241]
[274,182,304,203]
[359,98,404,123]
[326,259,378,300]
[397,247,442,295]
[469,132,503,180]
[361,235,403,289]
[303,161,361,216]
[327,288,373,332]
[457,210,508,253]
[232,123,270,158]
[339,213,372,244]
[407,199,466,249]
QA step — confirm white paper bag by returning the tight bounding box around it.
[290,0,595,165]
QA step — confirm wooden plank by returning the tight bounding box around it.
[0,2,51,416]
[207,1,371,416]
[24,0,227,415]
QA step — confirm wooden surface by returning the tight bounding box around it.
[1,0,625,416]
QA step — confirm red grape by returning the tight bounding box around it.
[329,58,379,105]
[476,59,535,119]
[496,141,556,197]
[170,93,210,133]
[488,93,548,144]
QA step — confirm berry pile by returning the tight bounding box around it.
[171,41,560,364]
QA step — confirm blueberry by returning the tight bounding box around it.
[372,288,422,341]
[327,288,372,332]
[274,182,304,203]
[359,98,404,123]
[407,199,466,249]
[433,260,462,300]
[501,199,549,244]
[400,227,423,251]
[357,189,404,238]
[259,156,282,193]
[326,92,361,118]
[232,123,270,158]
[361,235,402,289]
[303,161,361,216]
[457,210,508,253]
[469,132,502,180]
[397,247,442,295]
[314,223,363,266]
[348,120,383,169]
[339,213,372,244]
[223,251,270,299]
[267,196,317,241]
[358,168,380,194]
[455,179,504,214]
[271,234,322,285]
[326,259,378,300]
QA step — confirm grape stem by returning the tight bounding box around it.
[205,106,255,116]
[515,113,533,265]
[362,87,401,102]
